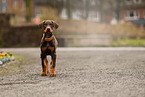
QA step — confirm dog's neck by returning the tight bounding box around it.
[44,32,53,38]
[43,32,54,42]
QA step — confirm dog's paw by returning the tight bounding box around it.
[50,73,56,77]
[41,74,47,76]
[41,72,47,76]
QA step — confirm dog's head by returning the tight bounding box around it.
[39,20,59,34]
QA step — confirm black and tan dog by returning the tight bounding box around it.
[39,20,59,77]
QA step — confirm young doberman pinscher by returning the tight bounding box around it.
[39,20,59,77]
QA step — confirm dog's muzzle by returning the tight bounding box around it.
[44,26,52,33]
[47,28,50,32]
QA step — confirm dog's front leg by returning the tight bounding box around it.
[41,53,48,76]
[50,52,56,77]
[45,58,49,73]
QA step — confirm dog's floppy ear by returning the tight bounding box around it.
[39,20,46,29]
[51,20,59,29]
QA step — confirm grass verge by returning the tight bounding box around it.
[112,39,145,47]
[0,55,29,77]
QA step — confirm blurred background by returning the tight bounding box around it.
[0,0,145,47]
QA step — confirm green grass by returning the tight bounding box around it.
[0,55,27,77]
[112,39,145,47]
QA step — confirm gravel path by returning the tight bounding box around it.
[0,48,145,97]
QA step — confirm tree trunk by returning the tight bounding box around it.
[100,0,104,22]
[25,0,32,22]
[67,0,71,19]
[115,0,121,21]
[85,0,89,19]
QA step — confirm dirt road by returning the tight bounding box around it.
[0,48,145,97]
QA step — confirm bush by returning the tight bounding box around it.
[39,7,60,23]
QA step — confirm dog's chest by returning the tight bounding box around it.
[42,34,55,47]
[44,41,53,47]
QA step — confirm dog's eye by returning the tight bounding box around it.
[44,23,47,25]
[50,23,54,27]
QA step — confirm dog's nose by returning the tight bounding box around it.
[47,28,50,32]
